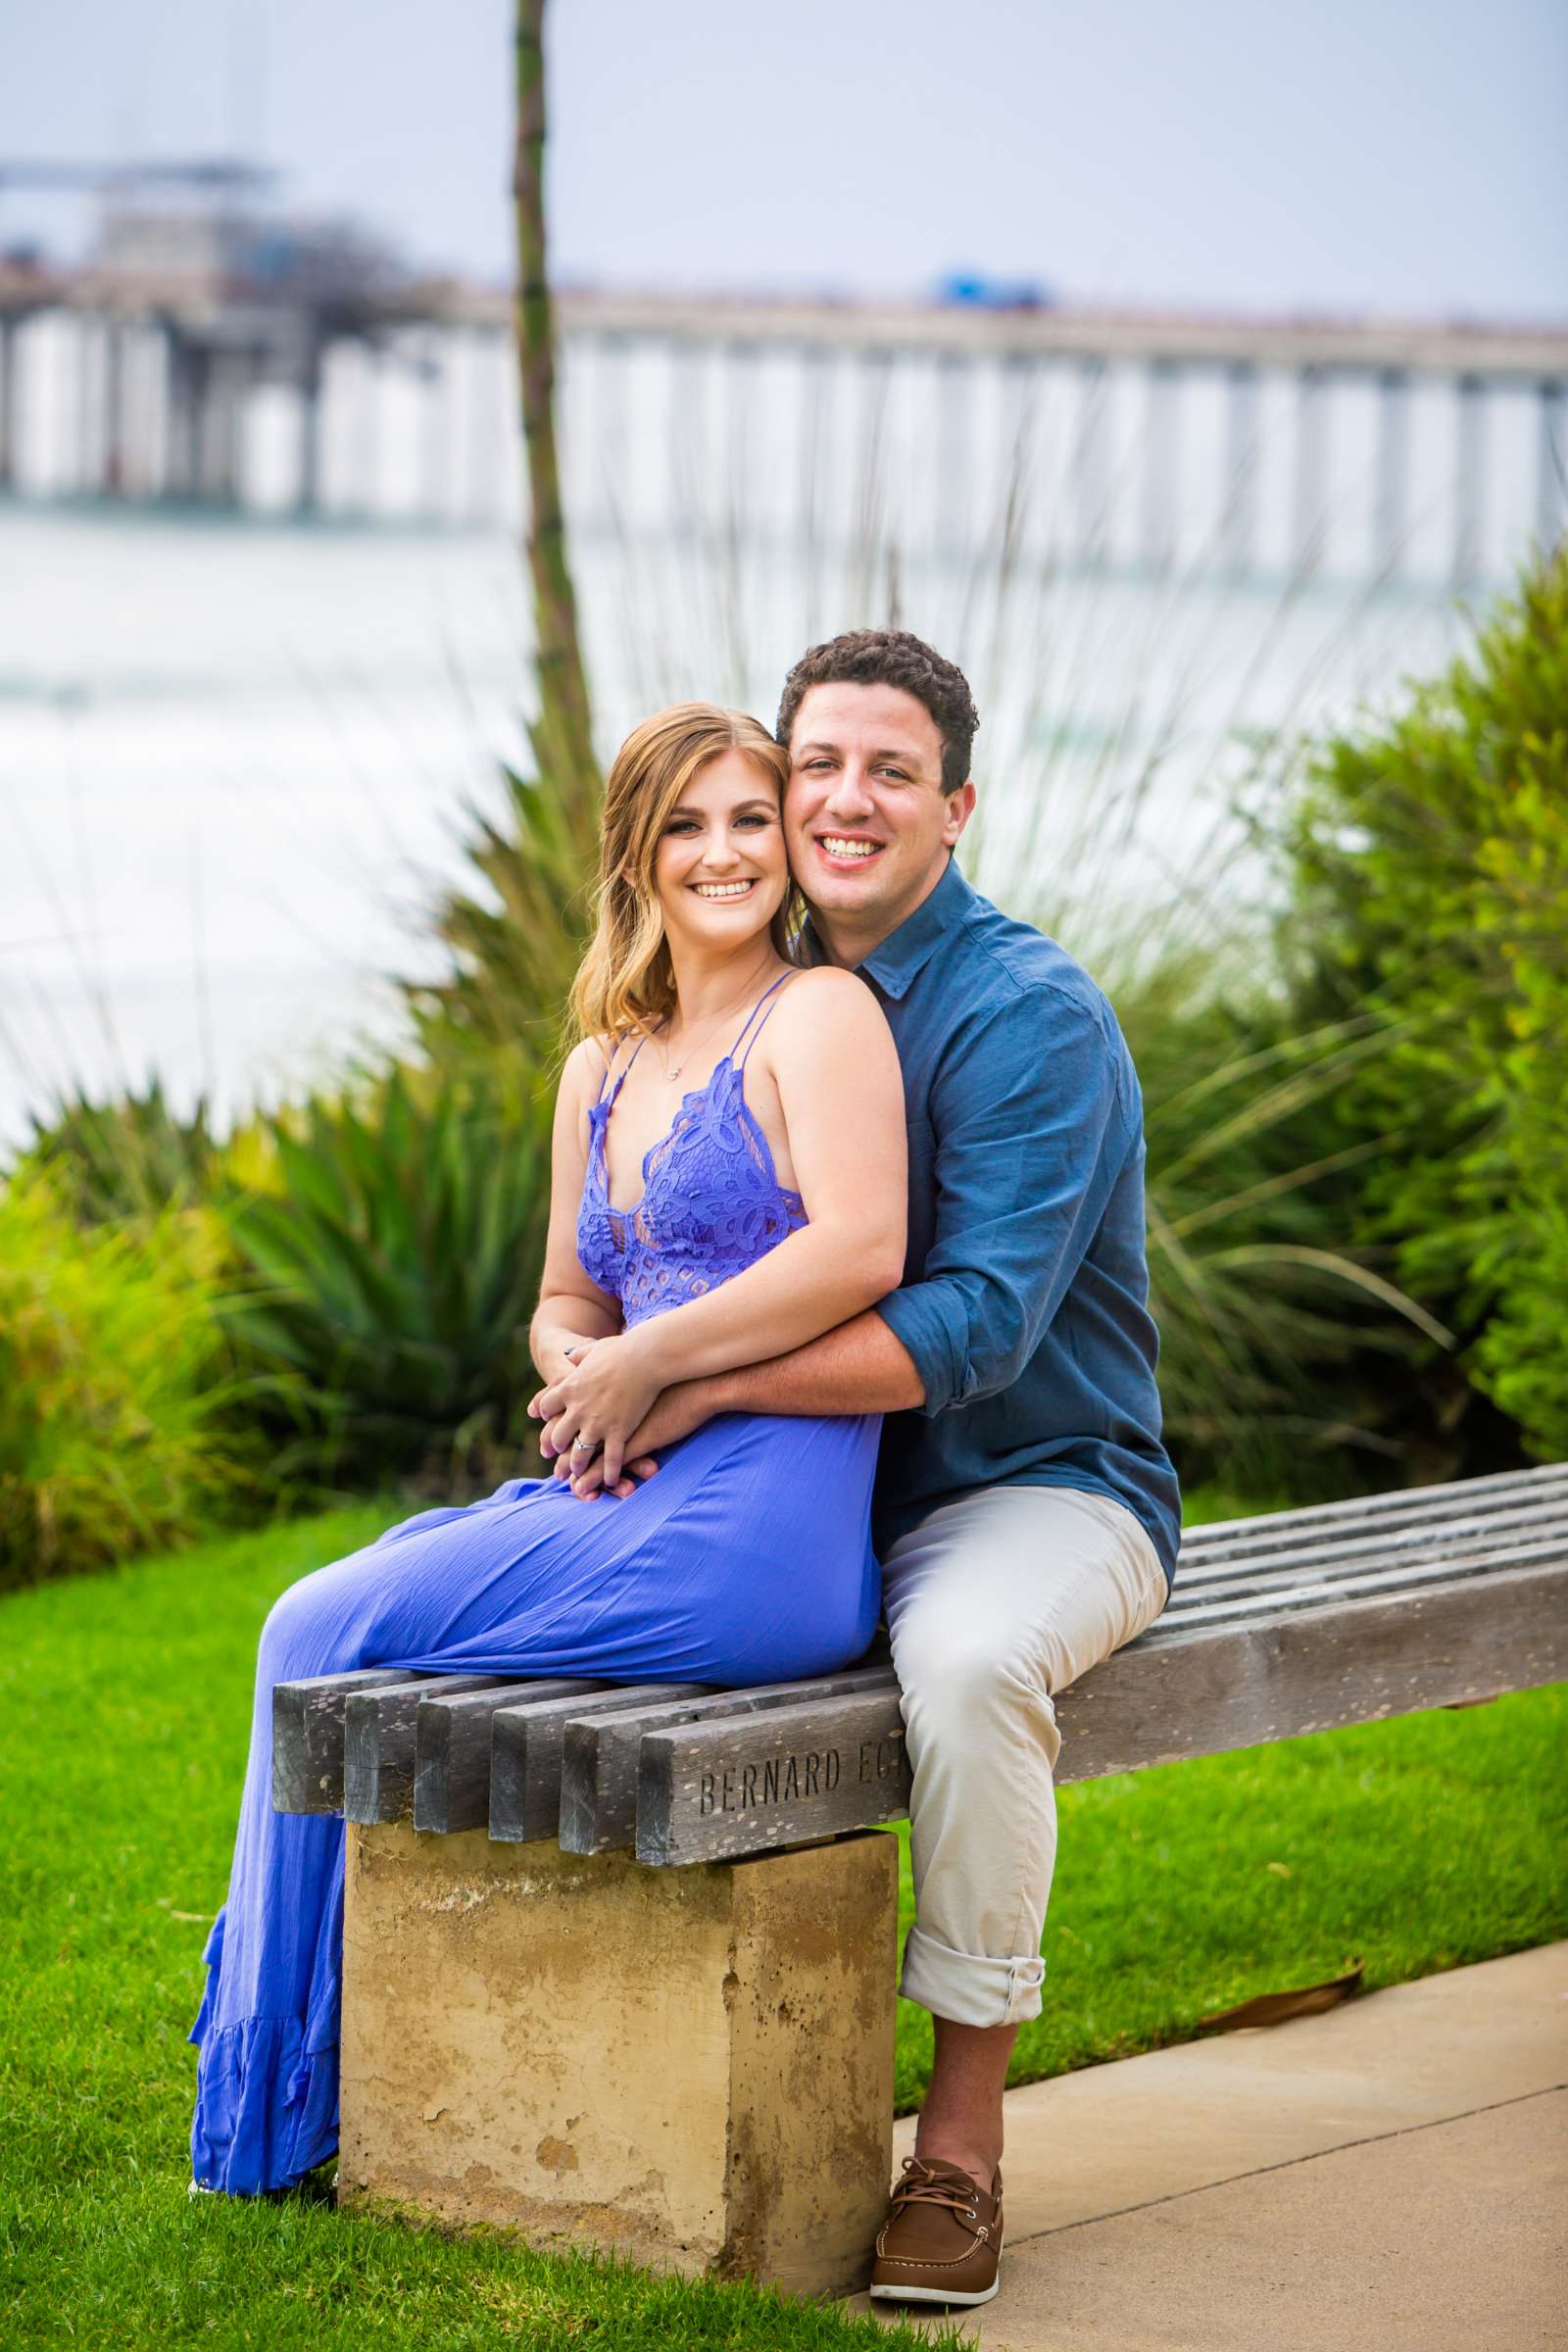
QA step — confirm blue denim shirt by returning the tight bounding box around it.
[809,858,1181,1585]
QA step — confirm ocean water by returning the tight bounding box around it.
[0,489,1497,1152]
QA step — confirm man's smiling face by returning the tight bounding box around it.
[782,681,975,961]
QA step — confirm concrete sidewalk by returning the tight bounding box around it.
[851,1941,1568,2350]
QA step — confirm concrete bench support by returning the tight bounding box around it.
[337,1818,900,2295]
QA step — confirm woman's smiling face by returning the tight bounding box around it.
[650,749,790,951]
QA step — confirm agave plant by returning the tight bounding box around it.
[12,1077,219,1226]
[226,1059,554,1491]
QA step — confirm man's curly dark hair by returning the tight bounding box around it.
[776,628,980,795]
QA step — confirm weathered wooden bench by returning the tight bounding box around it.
[273,1461,1568,2294]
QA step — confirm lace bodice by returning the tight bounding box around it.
[576,978,808,1328]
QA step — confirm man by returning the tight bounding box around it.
[562,628,1181,2308]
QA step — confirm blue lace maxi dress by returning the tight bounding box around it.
[189,977,882,2193]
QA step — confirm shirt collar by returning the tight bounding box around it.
[801,855,974,1001]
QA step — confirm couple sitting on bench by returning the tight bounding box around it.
[191,626,1180,2311]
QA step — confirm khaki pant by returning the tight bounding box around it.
[883,1484,1170,2029]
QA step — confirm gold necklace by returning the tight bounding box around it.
[660,1012,724,1084]
[659,972,773,1083]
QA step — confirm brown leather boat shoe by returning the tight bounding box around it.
[867,2154,1004,2306]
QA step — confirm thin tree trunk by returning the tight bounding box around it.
[398,3,599,1057]
[514,0,597,813]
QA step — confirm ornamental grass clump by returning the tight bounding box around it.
[1119,969,1452,1494]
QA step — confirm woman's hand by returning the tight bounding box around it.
[535,1332,600,1387]
[527,1328,662,1491]
[553,1446,662,1501]
[549,1372,718,1499]
[526,1338,600,1478]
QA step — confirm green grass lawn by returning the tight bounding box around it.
[3,1495,1564,2348]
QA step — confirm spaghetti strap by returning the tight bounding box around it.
[594,1031,650,1107]
[731,972,798,1068]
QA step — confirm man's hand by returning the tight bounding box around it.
[621,1379,722,1460]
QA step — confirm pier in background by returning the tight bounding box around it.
[1,199,1563,588]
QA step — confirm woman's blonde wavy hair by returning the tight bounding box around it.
[568,703,797,1048]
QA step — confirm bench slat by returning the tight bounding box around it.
[272,1670,427,1814]
[344,1677,517,1824]
[488,1682,710,1844]
[559,1665,901,1855]
[1151,1529,1568,1630]
[1171,1488,1568,1587]
[1166,1510,1568,1609]
[1174,1461,1568,1557]
[637,1687,912,1866]
[413,1680,605,1834]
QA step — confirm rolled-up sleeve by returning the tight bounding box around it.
[876,986,1130,1417]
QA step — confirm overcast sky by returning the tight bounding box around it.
[3,0,1564,318]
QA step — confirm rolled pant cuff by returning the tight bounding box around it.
[899,1924,1047,2029]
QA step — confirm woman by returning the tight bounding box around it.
[190,703,907,2195]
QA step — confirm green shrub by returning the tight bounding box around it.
[0,1171,257,1590]
[1282,548,1568,1461]
[226,1060,554,1491]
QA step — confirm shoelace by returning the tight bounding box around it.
[889,2159,983,2220]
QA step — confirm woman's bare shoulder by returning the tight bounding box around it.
[560,1034,613,1104]
[776,963,886,1017]
[772,964,890,1030]
[763,965,895,1062]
